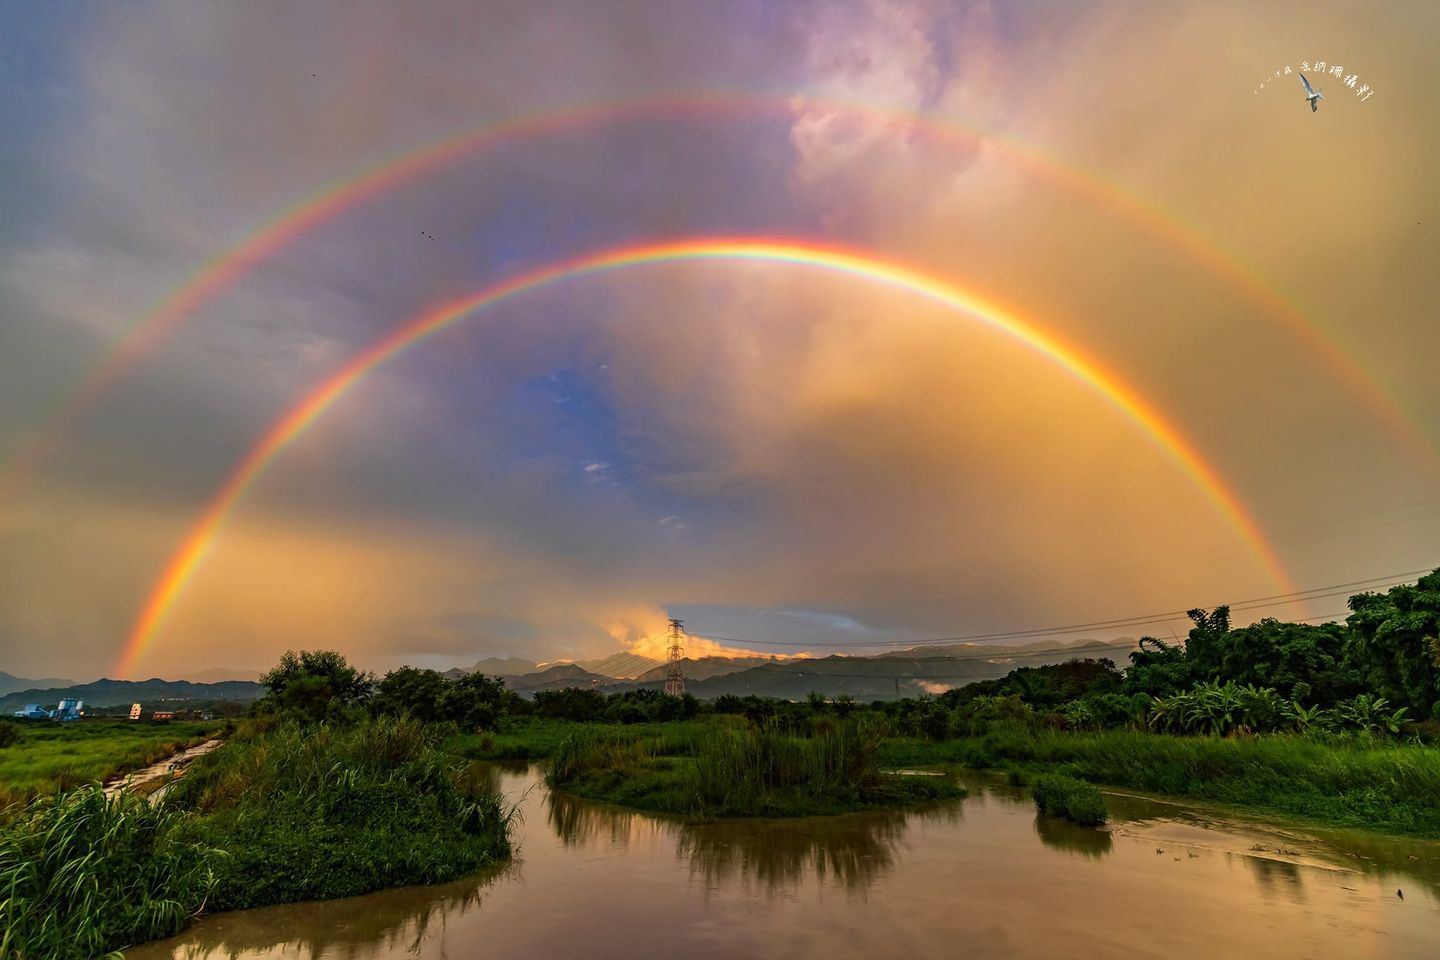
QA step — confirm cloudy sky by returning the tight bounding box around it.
[1,0,1436,680]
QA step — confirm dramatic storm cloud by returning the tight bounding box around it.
[1,0,1436,678]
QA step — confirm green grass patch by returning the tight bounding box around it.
[880,723,1440,838]
[1031,773,1108,826]
[0,787,217,960]
[0,720,222,810]
[168,716,514,911]
[548,717,963,818]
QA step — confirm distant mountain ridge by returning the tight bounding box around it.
[0,677,263,712]
[0,671,78,697]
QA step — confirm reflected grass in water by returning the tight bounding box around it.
[1033,813,1114,859]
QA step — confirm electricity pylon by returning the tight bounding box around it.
[663,618,686,696]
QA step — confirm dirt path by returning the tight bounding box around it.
[103,738,224,801]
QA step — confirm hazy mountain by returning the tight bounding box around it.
[632,655,787,684]
[0,671,78,697]
[468,657,539,676]
[0,678,263,712]
[878,638,1134,663]
[573,652,661,679]
[505,663,609,694]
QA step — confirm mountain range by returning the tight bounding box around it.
[0,671,78,697]
[2,639,1137,711]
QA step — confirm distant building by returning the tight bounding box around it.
[53,699,83,721]
[153,711,177,721]
[13,704,49,720]
[129,703,142,720]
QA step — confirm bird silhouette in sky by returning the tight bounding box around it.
[1299,73,1324,113]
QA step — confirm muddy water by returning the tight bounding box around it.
[130,765,1440,959]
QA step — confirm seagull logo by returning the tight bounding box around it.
[1298,72,1325,113]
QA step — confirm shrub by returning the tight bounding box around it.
[167,716,512,911]
[0,719,20,749]
[1031,773,1108,826]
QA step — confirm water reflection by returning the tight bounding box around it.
[680,811,907,893]
[546,784,964,894]
[1245,852,1307,898]
[159,867,508,960]
[129,764,1440,960]
[1032,814,1114,860]
[546,788,642,849]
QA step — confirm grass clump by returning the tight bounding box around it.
[548,717,962,818]
[0,787,217,959]
[1031,773,1108,826]
[167,715,513,911]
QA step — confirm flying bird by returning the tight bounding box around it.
[1299,73,1324,113]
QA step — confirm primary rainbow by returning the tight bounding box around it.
[5,90,1434,514]
[113,238,1296,677]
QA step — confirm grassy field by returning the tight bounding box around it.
[0,719,223,808]
[879,722,1440,838]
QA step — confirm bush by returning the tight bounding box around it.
[167,715,512,911]
[1031,773,1108,826]
[0,788,217,959]
[0,719,20,749]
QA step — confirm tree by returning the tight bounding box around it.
[1347,570,1440,716]
[438,673,509,730]
[533,687,607,722]
[259,650,372,722]
[373,667,448,722]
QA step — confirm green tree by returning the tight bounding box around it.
[438,673,509,730]
[1347,570,1440,716]
[373,667,448,722]
[259,650,373,722]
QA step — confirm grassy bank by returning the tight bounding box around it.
[879,722,1440,838]
[547,717,963,818]
[0,720,222,810]
[0,716,514,958]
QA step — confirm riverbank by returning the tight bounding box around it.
[124,762,1440,960]
[453,716,1440,838]
[878,723,1440,839]
[0,716,514,959]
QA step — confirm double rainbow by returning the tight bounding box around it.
[4,90,1434,515]
[114,238,1296,677]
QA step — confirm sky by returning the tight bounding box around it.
[0,0,1437,681]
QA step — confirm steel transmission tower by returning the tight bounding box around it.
[663,618,686,696]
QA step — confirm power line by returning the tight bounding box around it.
[687,611,1351,682]
[689,566,1432,650]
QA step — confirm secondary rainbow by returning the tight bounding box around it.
[113,238,1296,677]
[6,90,1432,514]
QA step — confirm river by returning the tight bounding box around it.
[129,764,1440,959]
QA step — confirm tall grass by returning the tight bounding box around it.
[0,788,217,959]
[1030,773,1108,826]
[167,715,514,910]
[549,717,961,817]
[881,722,1440,837]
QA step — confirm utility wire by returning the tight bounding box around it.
[689,566,1432,650]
